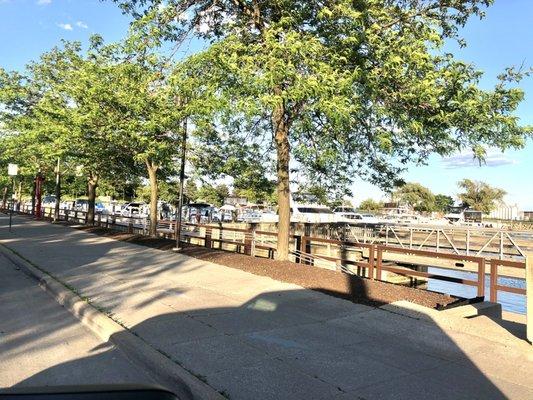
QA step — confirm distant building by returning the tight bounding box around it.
[382,202,412,215]
[488,203,520,220]
[523,211,533,221]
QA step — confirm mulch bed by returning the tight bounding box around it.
[74,225,457,309]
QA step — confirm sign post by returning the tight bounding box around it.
[173,119,188,252]
[7,164,18,232]
[527,253,532,345]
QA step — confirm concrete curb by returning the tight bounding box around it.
[0,244,225,400]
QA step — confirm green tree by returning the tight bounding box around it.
[457,179,505,213]
[196,183,230,207]
[294,183,348,208]
[394,182,436,212]
[359,199,383,212]
[0,66,71,206]
[184,180,199,204]
[116,1,530,259]
[0,40,141,222]
[434,194,455,212]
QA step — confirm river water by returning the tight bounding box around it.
[427,267,526,314]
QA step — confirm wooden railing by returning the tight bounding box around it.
[8,204,528,307]
[376,245,486,298]
[489,259,527,303]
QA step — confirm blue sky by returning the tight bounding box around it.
[0,0,532,209]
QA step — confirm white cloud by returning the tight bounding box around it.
[76,21,88,29]
[441,151,518,169]
[37,0,52,5]
[57,23,73,31]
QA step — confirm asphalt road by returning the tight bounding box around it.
[0,250,155,389]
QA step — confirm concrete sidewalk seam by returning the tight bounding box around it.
[0,243,226,400]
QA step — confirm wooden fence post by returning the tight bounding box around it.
[490,260,498,303]
[97,213,101,227]
[301,237,308,265]
[128,220,133,234]
[376,246,383,281]
[477,258,486,298]
[65,209,69,222]
[245,223,256,256]
[368,245,375,280]
[294,235,302,263]
[205,226,212,249]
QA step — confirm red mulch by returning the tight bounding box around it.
[74,225,457,309]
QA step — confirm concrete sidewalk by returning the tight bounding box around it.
[0,248,155,388]
[1,215,533,399]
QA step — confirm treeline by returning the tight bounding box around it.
[0,0,529,260]
[358,179,506,214]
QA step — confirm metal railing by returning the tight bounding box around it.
[345,224,532,261]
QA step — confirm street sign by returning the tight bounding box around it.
[8,164,18,176]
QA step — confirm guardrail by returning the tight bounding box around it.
[6,204,528,309]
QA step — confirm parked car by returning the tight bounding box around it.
[42,195,56,207]
[74,199,89,211]
[120,202,148,218]
[95,202,106,214]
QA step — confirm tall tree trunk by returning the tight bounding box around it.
[87,173,98,224]
[147,161,159,237]
[273,102,291,261]
[31,179,36,215]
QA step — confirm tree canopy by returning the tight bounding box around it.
[457,179,506,213]
[0,1,531,260]
[434,194,455,212]
[394,182,436,212]
[114,0,531,259]
[359,199,383,212]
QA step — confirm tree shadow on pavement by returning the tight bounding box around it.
[11,288,527,400]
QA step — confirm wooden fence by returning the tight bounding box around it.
[8,204,528,307]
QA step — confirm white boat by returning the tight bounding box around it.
[291,203,337,223]
[257,202,337,223]
[333,207,381,224]
[444,208,484,227]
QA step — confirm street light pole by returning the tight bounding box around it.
[9,176,13,232]
[173,118,188,251]
[7,163,18,232]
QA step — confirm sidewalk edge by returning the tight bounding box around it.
[0,243,225,400]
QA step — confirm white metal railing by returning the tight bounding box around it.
[341,224,532,261]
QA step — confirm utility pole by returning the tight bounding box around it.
[9,176,14,232]
[54,158,61,222]
[173,119,187,251]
